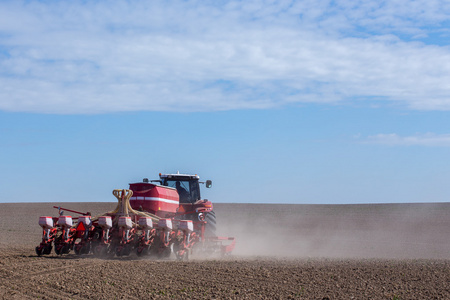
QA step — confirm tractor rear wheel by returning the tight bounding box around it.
[204,210,217,237]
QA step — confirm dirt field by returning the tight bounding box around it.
[1,202,449,299]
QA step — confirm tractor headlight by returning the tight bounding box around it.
[198,212,205,221]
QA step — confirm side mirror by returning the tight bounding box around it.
[206,180,212,188]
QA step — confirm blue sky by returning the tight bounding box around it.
[1,0,450,204]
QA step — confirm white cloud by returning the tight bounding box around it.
[0,0,450,114]
[363,133,450,146]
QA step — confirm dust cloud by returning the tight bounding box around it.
[214,203,450,260]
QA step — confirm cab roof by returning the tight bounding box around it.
[159,172,200,180]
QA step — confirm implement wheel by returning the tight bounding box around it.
[136,246,148,257]
[43,244,52,255]
[62,245,70,254]
[82,243,91,254]
[74,244,82,255]
[35,246,43,257]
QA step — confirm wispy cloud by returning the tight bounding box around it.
[0,0,450,114]
[363,133,450,146]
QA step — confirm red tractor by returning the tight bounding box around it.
[35,172,235,259]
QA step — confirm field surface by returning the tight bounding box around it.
[1,202,449,299]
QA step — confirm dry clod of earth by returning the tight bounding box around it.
[0,202,449,299]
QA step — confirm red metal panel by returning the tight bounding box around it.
[129,183,179,216]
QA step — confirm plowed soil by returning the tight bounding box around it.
[1,202,449,299]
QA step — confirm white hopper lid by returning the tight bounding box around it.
[39,216,54,229]
[58,216,73,227]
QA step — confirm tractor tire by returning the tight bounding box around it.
[204,210,217,237]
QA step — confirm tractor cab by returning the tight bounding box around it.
[159,173,212,204]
